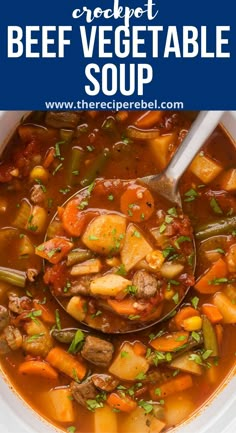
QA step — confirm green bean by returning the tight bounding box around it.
[66,249,94,267]
[80,149,109,187]
[202,315,218,357]
[67,147,84,186]
[60,129,74,143]
[51,328,77,343]
[195,216,236,241]
[0,267,26,288]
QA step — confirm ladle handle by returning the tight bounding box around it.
[165,111,224,185]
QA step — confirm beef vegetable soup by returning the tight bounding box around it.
[42,178,195,333]
[0,110,236,433]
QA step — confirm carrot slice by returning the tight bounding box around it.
[61,198,99,237]
[150,331,189,352]
[174,306,200,330]
[46,347,86,380]
[120,184,154,222]
[215,323,224,347]
[35,237,73,264]
[133,341,147,357]
[107,298,138,316]
[201,304,223,324]
[134,111,163,128]
[150,374,193,400]
[18,360,58,380]
[194,258,228,294]
[107,392,137,413]
[43,147,55,168]
[33,300,56,324]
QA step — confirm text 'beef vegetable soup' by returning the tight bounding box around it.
[0,110,236,433]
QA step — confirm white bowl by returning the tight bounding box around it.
[0,110,236,433]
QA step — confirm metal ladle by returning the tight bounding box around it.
[47,111,224,334]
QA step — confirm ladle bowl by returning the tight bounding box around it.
[45,111,224,333]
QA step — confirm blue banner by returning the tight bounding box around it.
[0,0,235,109]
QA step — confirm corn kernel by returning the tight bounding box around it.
[146,249,165,270]
[164,289,175,300]
[30,165,49,184]
[183,316,202,331]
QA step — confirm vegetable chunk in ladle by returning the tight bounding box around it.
[37,111,224,333]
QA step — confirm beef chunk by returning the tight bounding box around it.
[81,336,114,367]
[30,184,45,204]
[71,379,97,408]
[132,270,158,299]
[91,374,119,392]
[45,112,80,129]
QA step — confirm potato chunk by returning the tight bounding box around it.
[121,223,153,271]
[189,153,223,184]
[94,404,117,433]
[219,168,236,191]
[109,342,149,380]
[82,214,126,255]
[149,133,177,171]
[122,407,166,433]
[44,388,75,423]
[90,274,132,296]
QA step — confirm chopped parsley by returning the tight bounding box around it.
[59,187,70,195]
[88,181,95,194]
[91,310,102,319]
[25,310,42,324]
[167,207,178,217]
[165,215,173,224]
[132,230,141,238]
[159,223,166,234]
[125,285,138,295]
[215,248,225,254]
[68,330,85,354]
[86,145,94,152]
[78,200,88,210]
[135,372,146,380]
[121,351,129,358]
[210,197,223,215]
[174,236,191,249]
[172,292,179,304]
[47,247,61,258]
[184,188,198,202]
[67,426,76,433]
[162,245,176,259]
[86,393,107,411]
[116,264,127,276]
[191,296,199,309]
[128,314,141,320]
[88,235,99,241]
[108,194,114,201]
[209,277,229,285]
[26,333,45,343]
[52,163,63,176]
[35,178,47,192]
[54,141,65,160]
[55,309,61,330]
[138,400,153,414]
